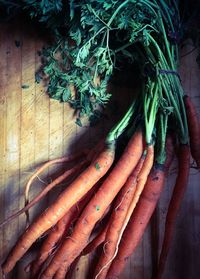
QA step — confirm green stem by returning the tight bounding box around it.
[144,35,188,143]
[76,26,106,65]
[106,100,136,143]
[115,42,136,54]
[107,0,130,27]
[106,29,113,66]
[156,113,168,164]
[87,4,110,28]
[140,0,158,16]
[144,82,158,144]
[157,11,175,69]
[93,31,107,81]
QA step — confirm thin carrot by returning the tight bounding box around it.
[82,223,109,256]
[40,129,144,279]
[29,210,76,277]
[93,156,145,279]
[184,95,200,167]
[24,152,87,206]
[29,180,101,277]
[37,208,111,279]
[156,144,190,279]
[2,143,115,274]
[94,144,154,279]
[53,267,66,279]
[0,160,88,229]
[82,153,145,257]
[23,143,104,225]
[31,193,111,277]
[107,136,174,279]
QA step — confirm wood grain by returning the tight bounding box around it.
[0,21,200,279]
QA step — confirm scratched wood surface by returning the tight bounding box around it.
[0,20,200,279]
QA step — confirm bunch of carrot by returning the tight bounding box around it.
[1,1,200,279]
[0,96,199,279]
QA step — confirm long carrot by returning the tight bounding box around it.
[0,160,88,229]
[106,136,174,279]
[2,143,115,274]
[93,159,144,279]
[39,206,111,279]
[40,129,144,279]
[94,144,154,279]
[53,267,67,279]
[184,95,200,167]
[29,179,100,277]
[24,152,87,207]
[82,223,109,256]
[156,144,190,279]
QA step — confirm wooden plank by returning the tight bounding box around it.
[48,98,64,204]
[2,21,22,279]
[19,23,36,227]
[0,23,7,278]
[33,37,50,217]
[49,99,64,160]
[63,93,80,156]
[15,25,36,279]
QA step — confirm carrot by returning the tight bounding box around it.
[0,160,88,229]
[81,201,113,256]
[184,95,200,167]
[44,211,111,279]
[40,129,144,279]
[53,267,66,279]
[24,152,87,206]
[1,143,115,274]
[156,144,190,279]
[23,147,101,224]
[106,136,174,279]
[82,155,144,258]
[1,142,104,229]
[29,180,99,277]
[29,209,76,277]
[82,223,109,256]
[94,144,154,279]
[93,156,145,279]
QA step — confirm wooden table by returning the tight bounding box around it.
[0,20,200,279]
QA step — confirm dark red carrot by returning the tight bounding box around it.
[2,143,115,274]
[156,144,190,279]
[106,136,174,279]
[40,130,144,279]
[184,95,200,167]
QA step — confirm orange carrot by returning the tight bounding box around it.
[24,152,87,207]
[94,144,154,279]
[29,179,100,277]
[184,95,200,167]
[2,143,115,274]
[82,223,109,256]
[82,154,144,257]
[53,267,66,279]
[156,144,190,279]
[0,160,88,229]
[40,129,144,279]
[107,136,174,279]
